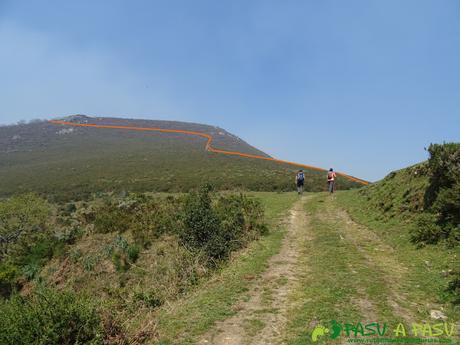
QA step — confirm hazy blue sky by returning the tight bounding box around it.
[1,0,459,181]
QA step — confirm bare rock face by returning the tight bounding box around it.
[60,114,91,124]
[57,128,75,135]
[430,309,447,320]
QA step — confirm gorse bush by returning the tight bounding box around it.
[130,195,183,248]
[180,185,267,264]
[91,194,183,247]
[0,194,62,297]
[411,213,445,246]
[0,193,51,260]
[411,143,460,246]
[181,185,223,262]
[0,194,85,297]
[0,287,102,345]
[0,263,19,298]
[214,193,267,253]
[93,199,133,234]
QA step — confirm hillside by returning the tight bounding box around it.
[0,115,363,200]
[344,143,459,246]
[1,144,459,344]
[337,143,460,306]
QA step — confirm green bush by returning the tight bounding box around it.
[446,271,460,305]
[0,263,19,298]
[133,289,164,308]
[111,235,140,272]
[12,237,65,282]
[130,195,182,248]
[413,143,460,245]
[180,185,268,264]
[0,193,51,260]
[181,185,224,263]
[0,288,102,345]
[425,143,460,205]
[93,200,133,233]
[433,183,460,226]
[410,213,446,246]
[214,194,267,253]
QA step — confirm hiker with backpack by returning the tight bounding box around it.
[327,168,337,193]
[295,170,305,195]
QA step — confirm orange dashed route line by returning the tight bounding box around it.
[49,120,369,185]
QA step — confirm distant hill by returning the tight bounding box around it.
[0,115,363,200]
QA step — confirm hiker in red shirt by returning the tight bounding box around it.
[327,168,337,193]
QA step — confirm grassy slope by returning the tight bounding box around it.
[335,164,460,315]
[0,117,362,200]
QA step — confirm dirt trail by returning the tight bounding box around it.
[195,194,457,345]
[199,197,310,345]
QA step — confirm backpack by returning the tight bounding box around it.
[328,172,334,180]
[297,172,304,181]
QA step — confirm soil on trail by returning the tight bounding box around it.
[199,197,311,345]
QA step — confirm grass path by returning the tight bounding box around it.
[152,192,459,344]
[284,193,459,344]
[193,193,456,345]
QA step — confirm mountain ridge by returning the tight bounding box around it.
[0,115,363,200]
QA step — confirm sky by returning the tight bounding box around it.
[1,0,459,181]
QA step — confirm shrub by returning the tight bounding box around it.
[0,193,51,259]
[425,143,460,206]
[446,271,460,305]
[130,236,207,305]
[0,263,19,298]
[180,185,225,263]
[415,143,460,245]
[133,289,164,308]
[214,194,267,253]
[130,195,182,248]
[0,288,103,345]
[127,244,140,263]
[93,200,133,233]
[111,235,140,272]
[22,263,40,281]
[180,185,268,264]
[433,181,460,218]
[410,213,446,246]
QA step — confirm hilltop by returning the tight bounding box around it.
[0,115,363,200]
